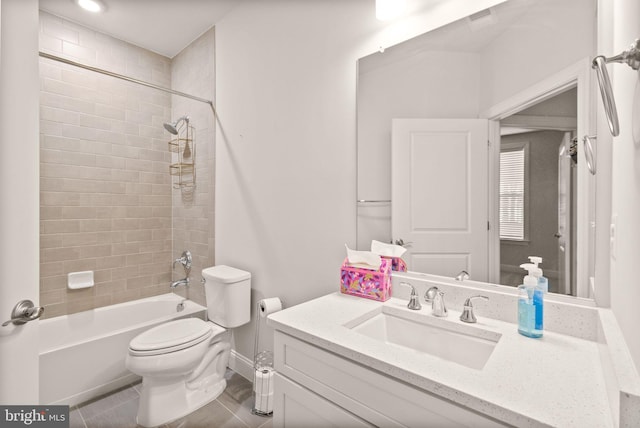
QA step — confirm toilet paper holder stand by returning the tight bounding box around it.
[252,298,282,417]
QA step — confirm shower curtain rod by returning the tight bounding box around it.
[39,51,217,115]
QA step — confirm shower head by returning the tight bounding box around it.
[163,115,189,135]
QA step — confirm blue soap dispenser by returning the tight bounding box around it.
[518,264,543,338]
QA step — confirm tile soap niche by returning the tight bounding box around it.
[68,271,94,290]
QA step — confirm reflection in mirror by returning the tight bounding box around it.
[356,0,596,298]
[498,88,578,296]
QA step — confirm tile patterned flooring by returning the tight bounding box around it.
[69,370,273,428]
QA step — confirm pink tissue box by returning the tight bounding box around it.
[340,257,392,302]
[383,256,407,272]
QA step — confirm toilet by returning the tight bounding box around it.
[126,265,250,427]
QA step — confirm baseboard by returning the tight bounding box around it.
[228,349,254,382]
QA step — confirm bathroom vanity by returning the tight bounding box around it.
[267,277,640,427]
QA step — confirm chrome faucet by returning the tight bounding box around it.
[171,250,192,290]
[460,295,489,323]
[170,278,190,289]
[425,286,447,317]
[173,250,192,275]
[400,282,422,310]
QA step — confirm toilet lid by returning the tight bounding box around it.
[129,318,215,356]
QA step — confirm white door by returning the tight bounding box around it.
[392,119,489,281]
[0,0,41,404]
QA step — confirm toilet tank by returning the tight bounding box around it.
[202,265,251,328]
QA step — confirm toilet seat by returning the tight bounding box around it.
[129,318,218,357]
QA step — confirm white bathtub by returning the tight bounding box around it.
[39,293,207,406]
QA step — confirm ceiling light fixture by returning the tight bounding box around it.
[376,0,406,21]
[76,0,104,13]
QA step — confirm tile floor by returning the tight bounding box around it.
[69,370,273,428]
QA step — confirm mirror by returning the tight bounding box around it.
[356,0,597,298]
[499,88,578,295]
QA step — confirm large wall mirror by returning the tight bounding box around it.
[356,0,597,299]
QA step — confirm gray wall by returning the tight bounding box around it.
[500,131,564,289]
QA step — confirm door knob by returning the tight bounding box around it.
[394,239,412,247]
[2,300,44,327]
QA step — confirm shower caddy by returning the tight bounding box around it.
[168,123,196,191]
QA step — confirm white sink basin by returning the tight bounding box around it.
[347,307,500,370]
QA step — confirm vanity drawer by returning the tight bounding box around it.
[274,332,509,428]
[274,372,374,428]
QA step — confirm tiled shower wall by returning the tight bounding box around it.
[39,12,174,318]
[170,28,216,307]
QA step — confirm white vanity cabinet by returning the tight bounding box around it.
[273,331,509,428]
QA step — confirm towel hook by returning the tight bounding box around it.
[592,38,640,137]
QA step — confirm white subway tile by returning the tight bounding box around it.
[125,182,153,195]
[111,144,140,159]
[40,119,63,136]
[42,219,82,234]
[79,113,112,131]
[111,194,140,206]
[79,219,112,232]
[96,255,126,270]
[125,158,154,172]
[95,104,126,121]
[62,232,99,246]
[138,149,165,162]
[96,51,127,75]
[42,77,98,102]
[112,216,141,229]
[40,106,80,125]
[110,119,140,136]
[39,60,62,80]
[140,195,172,206]
[62,41,96,63]
[125,110,153,126]
[41,149,96,167]
[62,124,100,140]
[61,69,98,88]
[95,130,125,145]
[79,193,113,206]
[42,16,79,45]
[139,124,165,139]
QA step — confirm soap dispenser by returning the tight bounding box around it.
[528,256,548,293]
[518,264,543,338]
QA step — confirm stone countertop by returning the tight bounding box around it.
[267,292,613,428]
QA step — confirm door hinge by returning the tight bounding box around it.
[487,221,490,230]
[487,140,491,147]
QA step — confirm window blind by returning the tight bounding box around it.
[500,148,525,240]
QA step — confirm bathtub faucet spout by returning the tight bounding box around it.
[170,278,190,289]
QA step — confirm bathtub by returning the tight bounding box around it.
[39,293,207,406]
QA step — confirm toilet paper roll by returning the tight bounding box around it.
[259,297,282,318]
[254,391,274,414]
[254,367,274,394]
